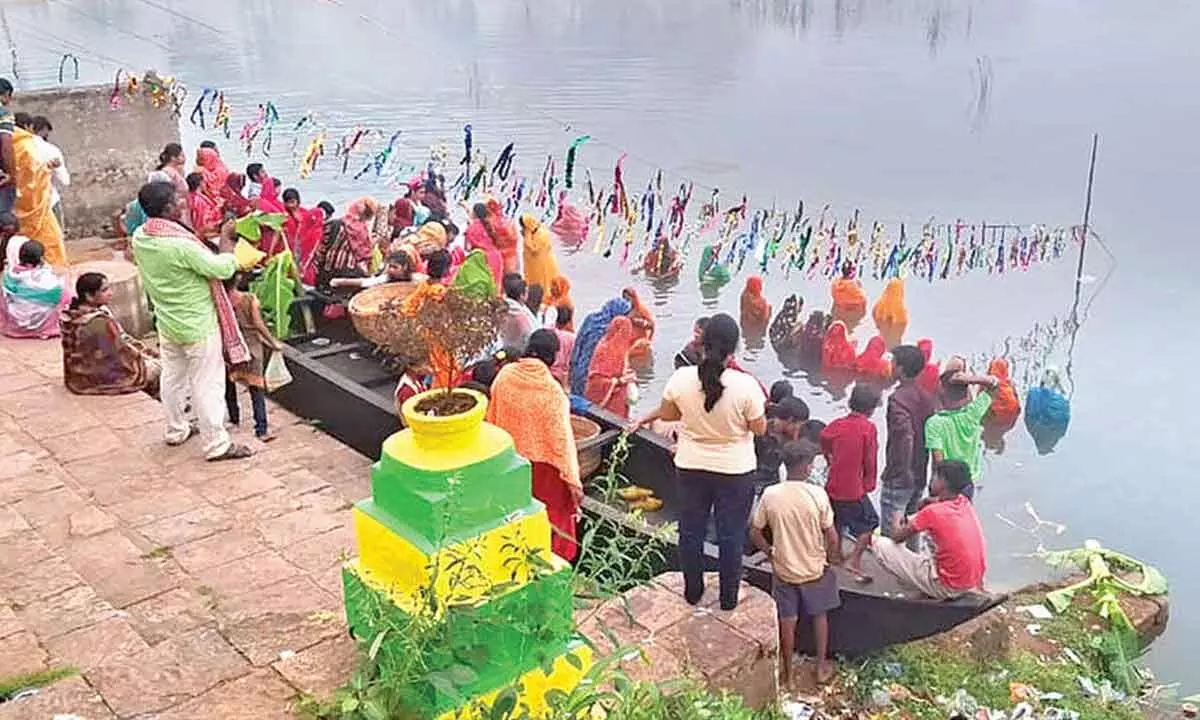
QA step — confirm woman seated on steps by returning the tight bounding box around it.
[61,272,160,396]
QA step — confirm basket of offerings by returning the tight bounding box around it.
[571,415,603,478]
[347,282,420,347]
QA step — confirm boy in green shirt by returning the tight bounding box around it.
[924,357,999,498]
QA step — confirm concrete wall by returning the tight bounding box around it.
[15,84,179,240]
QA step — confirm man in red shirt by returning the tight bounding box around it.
[819,383,880,581]
[871,459,987,599]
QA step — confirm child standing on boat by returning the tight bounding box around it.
[751,441,841,688]
[819,383,881,581]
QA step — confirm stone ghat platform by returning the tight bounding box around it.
[0,328,780,718]
[0,335,371,719]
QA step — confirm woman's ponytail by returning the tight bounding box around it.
[698,313,739,412]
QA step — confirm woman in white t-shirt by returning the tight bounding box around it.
[633,313,767,610]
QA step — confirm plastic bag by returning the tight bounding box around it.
[264,351,293,392]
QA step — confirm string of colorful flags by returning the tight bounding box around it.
[84,62,1080,287]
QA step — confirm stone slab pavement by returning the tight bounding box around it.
[0,335,370,719]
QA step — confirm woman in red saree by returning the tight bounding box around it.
[485,198,520,275]
[186,173,222,239]
[853,335,892,380]
[739,275,771,339]
[464,203,504,287]
[282,188,326,284]
[195,147,229,201]
[252,170,288,256]
[916,338,940,394]
[584,316,637,418]
[831,261,868,329]
[621,286,655,368]
[487,330,582,561]
[220,174,254,218]
[822,320,857,372]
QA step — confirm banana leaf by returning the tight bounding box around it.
[1042,541,1168,613]
[235,211,287,243]
[250,250,299,339]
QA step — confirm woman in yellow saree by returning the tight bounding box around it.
[13,126,65,267]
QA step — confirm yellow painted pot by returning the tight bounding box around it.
[400,388,488,450]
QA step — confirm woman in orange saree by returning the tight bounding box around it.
[584,316,637,417]
[985,357,1022,427]
[871,278,908,348]
[486,330,582,560]
[12,127,65,267]
[831,262,867,329]
[547,275,574,330]
[739,275,772,339]
[622,286,655,368]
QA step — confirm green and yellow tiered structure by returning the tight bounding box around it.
[341,389,591,719]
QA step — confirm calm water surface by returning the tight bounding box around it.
[8,0,1198,685]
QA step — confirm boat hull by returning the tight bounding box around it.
[275,311,1005,655]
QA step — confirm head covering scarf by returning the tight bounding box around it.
[486,357,582,560]
[831,273,868,327]
[569,297,632,395]
[486,199,520,274]
[452,249,498,301]
[916,338,940,394]
[342,197,380,264]
[985,357,1022,426]
[391,197,415,233]
[872,278,909,347]
[769,294,803,351]
[551,201,588,246]
[740,275,771,334]
[622,286,655,341]
[464,212,504,287]
[549,275,574,311]
[698,245,730,286]
[195,147,229,200]
[584,316,636,416]
[220,174,254,217]
[488,358,581,490]
[853,336,892,379]
[415,222,448,255]
[822,320,856,371]
[800,310,830,364]
[521,214,559,291]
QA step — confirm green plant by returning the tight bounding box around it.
[1040,541,1167,693]
[0,666,78,701]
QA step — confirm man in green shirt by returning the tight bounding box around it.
[925,360,999,497]
[131,180,253,461]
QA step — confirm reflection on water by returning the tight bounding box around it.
[4,0,1199,685]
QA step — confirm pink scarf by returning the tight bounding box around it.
[140,218,250,365]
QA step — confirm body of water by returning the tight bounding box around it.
[5,0,1197,687]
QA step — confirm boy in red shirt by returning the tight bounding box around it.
[871,459,987,599]
[819,383,881,581]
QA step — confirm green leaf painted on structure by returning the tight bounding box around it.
[489,688,517,719]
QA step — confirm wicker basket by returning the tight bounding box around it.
[571,415,603,479]
[348,282,419,346]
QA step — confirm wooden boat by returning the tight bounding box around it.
[274,296,1005,655]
